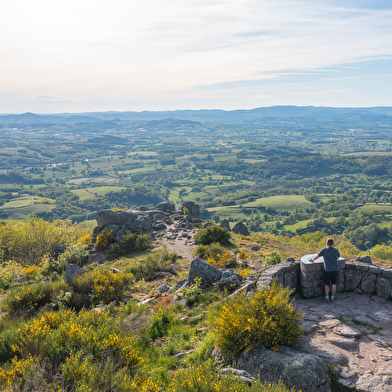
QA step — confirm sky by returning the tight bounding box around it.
[1,0,392,113]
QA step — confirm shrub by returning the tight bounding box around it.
[124,253,175,282]
[170,362,298,392]
[0,308,143,389]
[371,244,392,261]
[41,246,87,277]
[235,266,255,277]
[194,225,231,246]
[264,251,282,266]
[0,261,23,290]
[0,355,39,389]
[180,277,202,307]
[207,252,236,269]
[0,215,88,265]
[1,281,66,315]
[160,247,177,264]
[107,233,151,256]
[77,234,92,246]
[145,307,175,342]
[195,242,227,260]
[210,281,303,359]
[95,230,115,251]
[239,250,248,261]
[21,264,40,277]
[71,268,135,305]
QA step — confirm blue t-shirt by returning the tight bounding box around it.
[318,247,340,272]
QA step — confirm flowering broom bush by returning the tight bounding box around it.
[1,281,67,315]
[0,308,144,390]
[210,281,303,359]
[170,362,298,392]
[71,268,135,305]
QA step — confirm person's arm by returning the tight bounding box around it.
[310,249,324,262]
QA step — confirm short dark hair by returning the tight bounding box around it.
[327,238,334,246]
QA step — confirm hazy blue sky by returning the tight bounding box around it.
[1,0,391,113]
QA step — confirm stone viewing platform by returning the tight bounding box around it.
[300,254,346,298]
[255,253,392,300]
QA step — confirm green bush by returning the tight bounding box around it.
[145,307,175,342]
[124,253,176,281]
[195,242,227,260]
[194,225,231,246]
[107,233,151,257]
[70,268,135,307]
[160,247,177,264]
[210,281,303,359]
[41,246,88,277]
[371,244,392,260]
[1,281,66,315]
[170,362,298,392]
[264,251,282,266]
[180,277,202,307]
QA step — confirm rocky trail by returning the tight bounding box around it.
[294,292,392,391]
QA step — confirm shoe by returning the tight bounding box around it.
[330,297,335,303]
[323,297,330,302]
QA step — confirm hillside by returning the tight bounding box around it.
[0,205,392,391]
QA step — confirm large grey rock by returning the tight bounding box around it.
[187,258,222,285]
[50,245,66,260]
[345,268,363,291]
[237,346,331,392]
[216,272,243,288]
[151,284,169,296]
[376,277,392,299]
[104,224,121,237]
[355,255,372,264]
[169,279,187,293]
[220,219,231,231]
[181,201,200,218]
[64,264,87,283]
[95,209,136,227]
[295,337,349,365]
[135,216,153,230]
[232,222,250,236]
[155,202,175,213]
[361,273,377,292]
[146,210,168,220]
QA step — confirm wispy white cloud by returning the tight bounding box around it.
[0,0,391,111]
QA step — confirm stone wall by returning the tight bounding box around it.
[300,259,346,298]
[256,258,392,300]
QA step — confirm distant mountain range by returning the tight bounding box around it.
[1,106,392,124]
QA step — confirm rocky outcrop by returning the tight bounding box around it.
[187,258,222,286]
[64,264,87,283]
[237,346,331,392]
[232,222,250,236]
[155,202,176,214]
[181,200,200,218]
[93,201,202,246]
[215,270,243,289]
[355,255,372,264]
[50,245,66,260]
[220,219,231,231]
